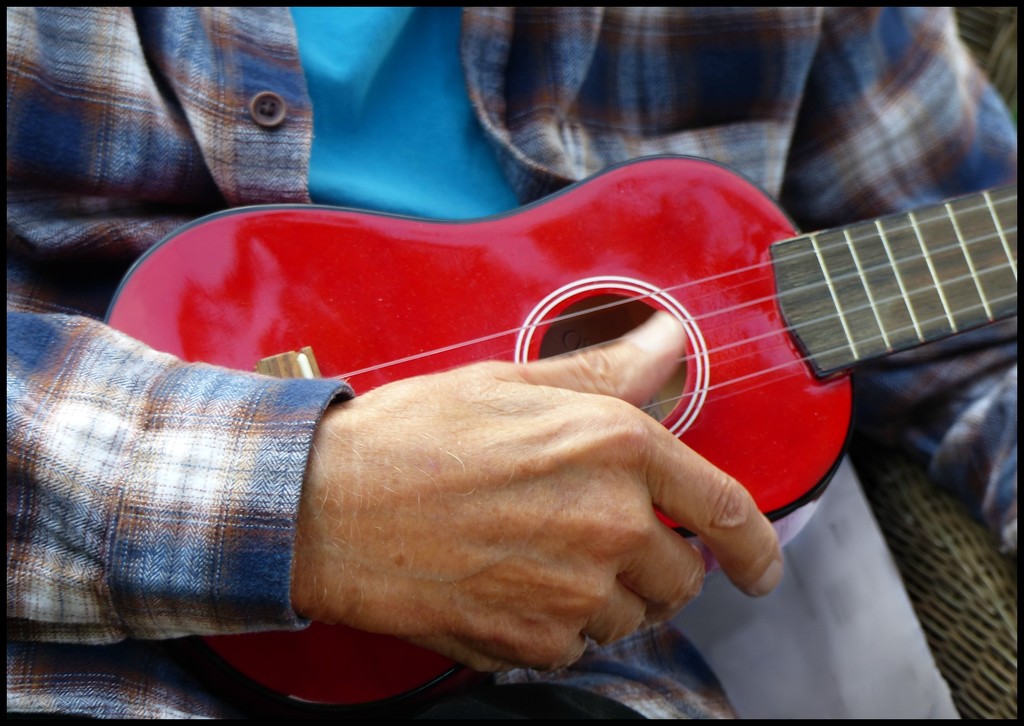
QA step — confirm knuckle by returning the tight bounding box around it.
[562,635,590,668]
[469,359,516,382]
[608,409,650,451]
[672,560,706,610]
[599,505,652,553]
[704,471,753,531]
[627,606,648,637]
[579,486,652,558]
[644,556,705,623]
[569,573,616,616]
[594,399,652,461]
[598,608,647,646]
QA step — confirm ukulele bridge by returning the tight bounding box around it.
[256,346,322,380]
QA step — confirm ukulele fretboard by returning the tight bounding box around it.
[772,185,1017,375]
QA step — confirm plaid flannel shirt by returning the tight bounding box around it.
[7,7,1017,718]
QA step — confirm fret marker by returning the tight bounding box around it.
[809,232,859,360]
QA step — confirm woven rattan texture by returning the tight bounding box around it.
[956,7,1017,111]
[851,440,1017,720]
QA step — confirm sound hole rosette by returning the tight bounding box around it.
[514,276,709,435]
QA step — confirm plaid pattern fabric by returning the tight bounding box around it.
[7,313,346,642]
[7,6,1016,718]
[461,7,1016,222]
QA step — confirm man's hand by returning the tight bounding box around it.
[291,312,782,672]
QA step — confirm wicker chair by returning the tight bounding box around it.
[850,437,1017,719]
[955,7,1017,113]
[848,12,1018,720]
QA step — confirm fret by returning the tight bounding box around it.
[847,219,920,351]
[945,201,992,319]
[876,215,953,340]
[808,232,859,359]
[814,229,888,360]
[911,204,987,332]
[948,191,1017,320]
[908,211,957,331]
[843,228,891,349]
[984,188,1017,280]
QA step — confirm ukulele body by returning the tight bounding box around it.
[107,156,851,712]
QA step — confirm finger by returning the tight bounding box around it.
[551,632,589,671]
[582,580,649,646]
[644,427,783,597]
[516,311,686,407]
[617,522,707,622]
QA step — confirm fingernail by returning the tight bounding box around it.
[625,311,683,354]
[746,556,783,597]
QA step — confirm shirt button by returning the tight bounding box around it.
[249,91,287,128]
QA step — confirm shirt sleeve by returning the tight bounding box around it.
[7,311,351,642]
[6,6,344,644]
[780,7,1017,553]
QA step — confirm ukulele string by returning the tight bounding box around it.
[342,194,1016,382]
[531,190,1017,337]
[324,279,1015,427]
[460,263,1016,392]
[335,237,1015,385]
[635,287,1018,416]
[665,207,1018,345]
[692,249,1018,357]
[522,208,1017,361]
[330,194,1016,383]
[412,284,1016,417]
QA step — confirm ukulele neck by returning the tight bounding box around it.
[771,185,1017,376]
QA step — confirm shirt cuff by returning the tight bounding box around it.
[7,313,352,641]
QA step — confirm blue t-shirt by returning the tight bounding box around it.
[290,7,520,220]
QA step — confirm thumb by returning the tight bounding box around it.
[516,311,686,407]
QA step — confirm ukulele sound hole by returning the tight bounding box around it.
[537,294,687,422]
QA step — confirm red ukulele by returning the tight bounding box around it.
[106,156,1017,715]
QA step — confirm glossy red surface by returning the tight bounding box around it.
[107,157,852,709]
